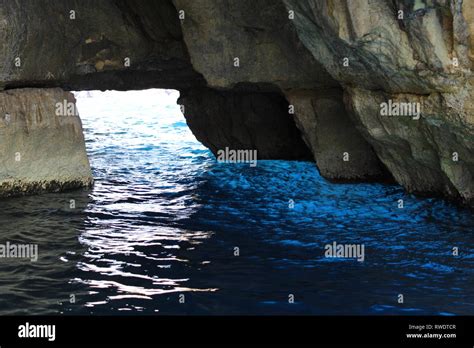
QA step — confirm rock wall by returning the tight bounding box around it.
[0,0,204,90]
[174,0,388,181]
[284,0,471,93]
[345,86,473,202]
[172,0,336,90]
[179,86,312,160]
[286,88,388,181]
[282,0,474,204]
[0,88,92,197]
[0,0,473,205]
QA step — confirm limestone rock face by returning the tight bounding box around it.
[286,88,388,181]
[283,0,473,93]
[179,86,313,160]
[280,0,474,204]
[345,86,474,203]
[0,0,204,90]
[172,0,337,90]
[173,0,386,180]
[0,88,93,197]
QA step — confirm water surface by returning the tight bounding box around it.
[0,89,472,315]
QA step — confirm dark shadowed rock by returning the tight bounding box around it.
[179,86,312,160]
[286,88,389,181]
[0,0,204,91]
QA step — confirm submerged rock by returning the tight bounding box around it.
[0,88,93,197]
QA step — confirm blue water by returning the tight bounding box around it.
[0,89,472,315]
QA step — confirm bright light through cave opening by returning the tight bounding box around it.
[73,88,198,147]
[73,89,208,186]
[72,89,213,219]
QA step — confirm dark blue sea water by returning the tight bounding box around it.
[0,89,472,315]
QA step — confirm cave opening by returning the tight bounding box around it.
[72,87,316,197]
[72,88,211,206]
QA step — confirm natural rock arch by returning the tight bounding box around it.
[0,0,472,206]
